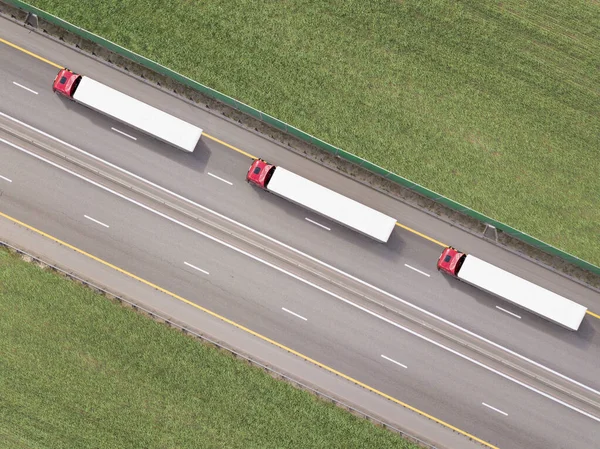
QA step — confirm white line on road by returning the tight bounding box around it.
[305,217,331,231]
[0,174,12,183]
[404,264,430,277]
[381,354,407,369]
[208,172,233,185]
[111,127,137,140]
[3,111,599,401]
[282,307,307,321]
[13,81,38,95]
[84,215,109,228]
[482,402,508,416]
[184,261,209,275]
[496,306,522,319]
[4,135,600,424]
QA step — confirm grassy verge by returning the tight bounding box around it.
[0,247,420,448]
[26,0,600,265]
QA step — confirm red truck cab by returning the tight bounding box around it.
[52,68,81,97]
[246,159,276,188]
[437,247,465,276]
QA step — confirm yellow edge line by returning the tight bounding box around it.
[586,310,600,320]
[203,133,256,159]
[0,37,450,249]
[396,222,447,247]
[0,210,497,449]
[0,37,62,68]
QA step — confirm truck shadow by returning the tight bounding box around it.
[440,276,596,347]
[152,137,211,173]
[246,186,405,261]
[56,97,211,172]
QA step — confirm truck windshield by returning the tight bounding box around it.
[71,76,82,92]
[455,255,466,272]
[264,167,275,186]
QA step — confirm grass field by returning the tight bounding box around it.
[27,0,600,265]
[0,247,419,448]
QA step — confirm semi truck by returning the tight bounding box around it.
[246,159,397,243]
[437,247,587,331]
[52,68,203,152]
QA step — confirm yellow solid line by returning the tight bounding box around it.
[203,133,256,159]
[0,37,62,68]
[396,222,447,247]
[0,210,496,448]
[0,37,456,250]
[586,310,600,320]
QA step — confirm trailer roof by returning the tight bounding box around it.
[267,168,397,243]
[74,77,202,152]
[459,256,587,331]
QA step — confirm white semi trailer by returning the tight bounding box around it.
[52,68,203,152]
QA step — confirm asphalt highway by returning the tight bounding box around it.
[1,15,599,449]
[2,128,598,449]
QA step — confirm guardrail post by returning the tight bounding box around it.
[483,224,498,242]
[24,11,37,27]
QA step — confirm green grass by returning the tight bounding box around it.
[0,247,419,448]
[27,0,600,265]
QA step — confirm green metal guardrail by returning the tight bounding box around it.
[4,0,599,277]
